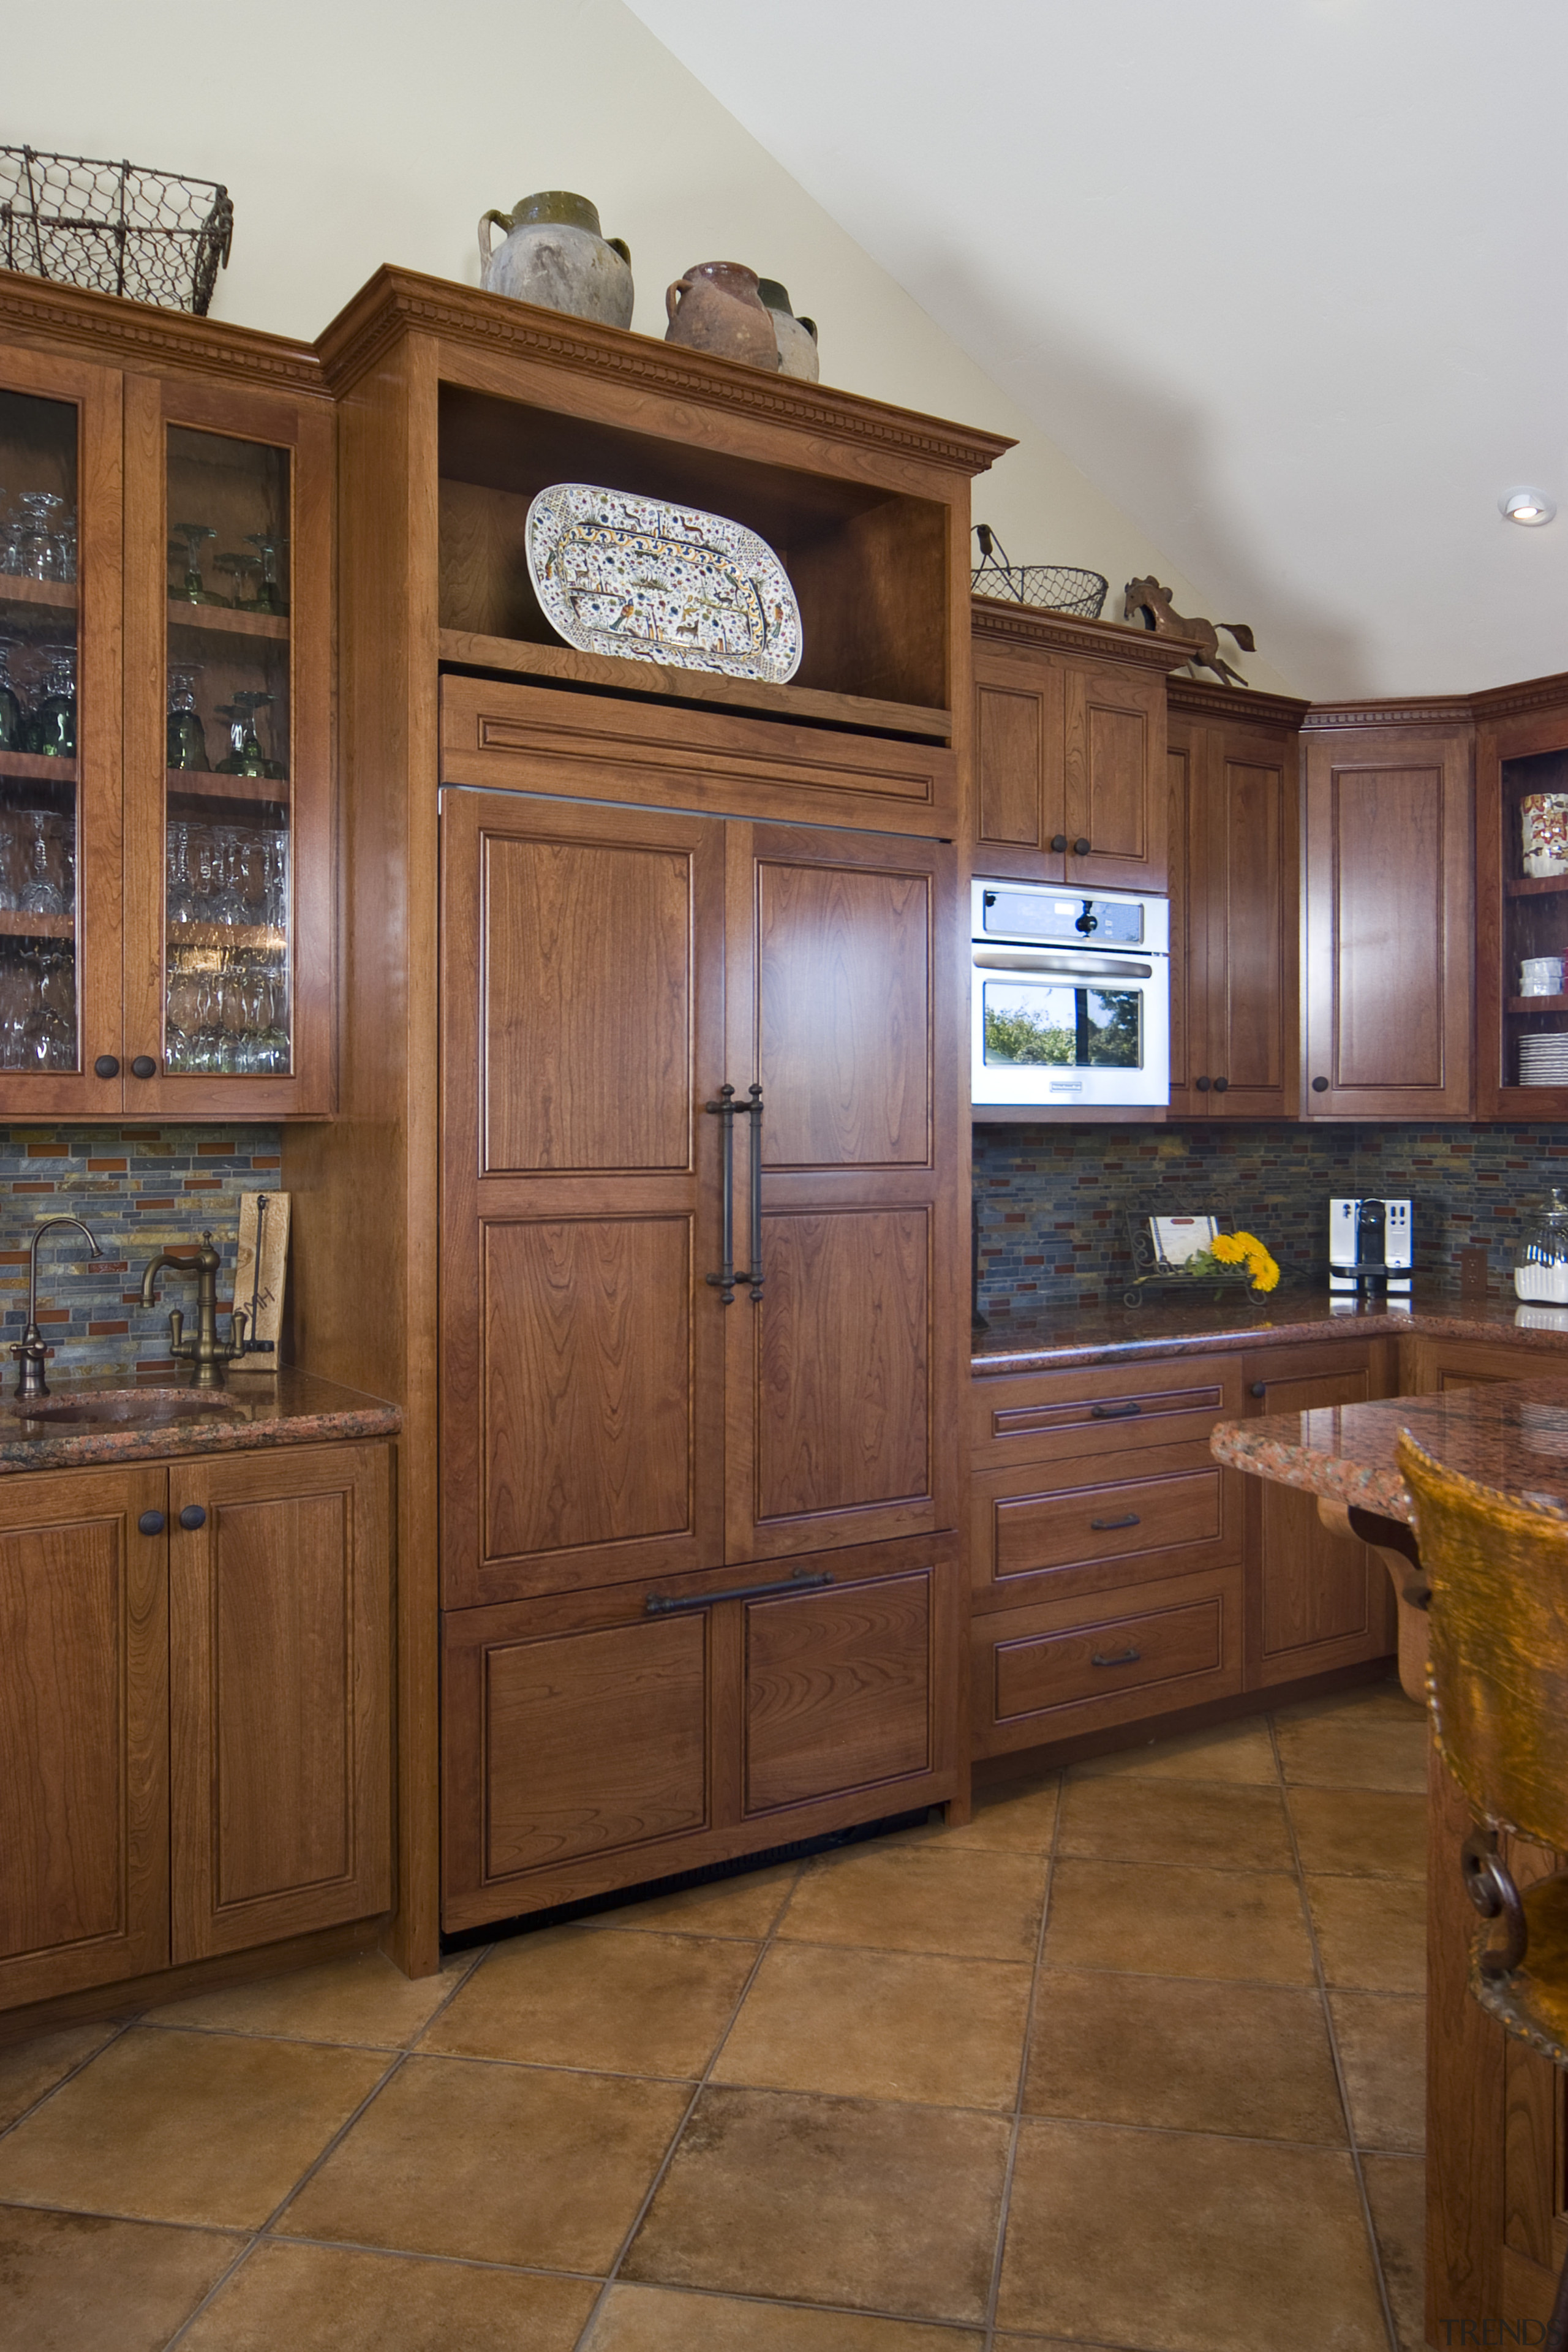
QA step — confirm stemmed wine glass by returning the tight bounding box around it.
[214,552,261,609]
[17,492,66,582]
[170,523,225,606]
[244,534,288,616]
[166,665,208,771]
[0,633,23,752]
[24,646,75,758]
[216,692,281,780]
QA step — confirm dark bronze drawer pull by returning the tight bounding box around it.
[646,1569,834,1616]
[1090,1513,1140,1531]
[1089,1400,1142,1420]
[1091,1645,1142,1668]
[1250,1381,1267,1398]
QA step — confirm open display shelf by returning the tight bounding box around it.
[1477,708,1568,1116]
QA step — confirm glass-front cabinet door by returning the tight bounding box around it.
[0,349,123,1115]
[124,376,332,1115]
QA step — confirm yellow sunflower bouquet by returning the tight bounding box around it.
[1185,1229,1280,1294]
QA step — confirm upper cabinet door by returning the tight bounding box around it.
[0,347,124,1118]
[1202,731,1300,1120]
[122,375,334,1116]
[1302,722,1474,1119]
[722,821,961,1563]
[440,786,727,1609]
[973,640,1066,881]
[1061,657,1167,892]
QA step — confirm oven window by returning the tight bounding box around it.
[982,981,1142,1069]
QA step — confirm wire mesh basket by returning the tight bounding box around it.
[0,146,232,315]
[971,524,1107,620]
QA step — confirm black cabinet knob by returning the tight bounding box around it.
[1072,837,1091,856]
[130,1055,157,1080]
[1195,1076,1210,1091]
[1050,833,1068,853]
[94,1054,120,1079]
[1311,1076,1329,1093]
[137,1510,165,1536]
[1250,1382,1267,1398]
[178,1504,207,1531]
[1213,1076,1229,1093]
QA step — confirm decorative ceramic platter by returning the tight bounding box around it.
[525,482,804,681]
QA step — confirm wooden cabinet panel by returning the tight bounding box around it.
[1401,1336,1544,1393]
[1302,718,1474,1118]
[976,676,1055,856]
[0,1466,167,2005]
[971,1441,1238,1613]
[1064,662,1165,888]
[758,861,931,1167]
[1242,1348,1395,1684]
[481,833,695,1174]
[1166,740,1196,1111]
[971,1352,1245,1473]
[168,1442,391,1962]
[973,1563,1244,1757]
[744,1569,932,1812]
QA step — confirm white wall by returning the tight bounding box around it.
[4,0,1295,692]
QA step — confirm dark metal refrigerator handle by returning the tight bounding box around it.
[742,1084,764,1302]
[704,1086,739,1303]
[647,1568,834,1616]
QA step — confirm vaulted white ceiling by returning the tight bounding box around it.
[624,0,1567,701]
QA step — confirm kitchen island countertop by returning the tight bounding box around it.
[0,1365,399,1476]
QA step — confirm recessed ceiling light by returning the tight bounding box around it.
[1501,486,1556,526]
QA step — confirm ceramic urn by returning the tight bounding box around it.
[478,191,633,330]
[664,262,779,369]
[758,279,820,382]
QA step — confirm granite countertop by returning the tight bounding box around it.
[972,1289,1568,1376]
[0,1365,399,1476]
[1210,1378,1568,1526]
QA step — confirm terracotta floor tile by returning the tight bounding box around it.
[277,2053,687,2271]
[997,2116,1388,2349]
[0,2027,388,2230]
[1068,1717,1278,1785]
[1057,1776,1293,1872]
[1307,1874,1427,1992]
[1275,1691,1427,1792]
[179,2239,598,2351]
[0,2203,240,2351]
[897,1776,1060,1855]
[1045,1859,1316,1984]
[591,1864,800,1940]
[151,1950,476,2049]
[1362,2151,1426,2352]
[586,2281,985,2348]
[0,2022,119,2130]
[777,1844,1047,1963]
[715,1942,1031,2109]
[1024,1969,1344,2141]
[1330,1992,1425,2150]
[1286,1785,1427,1879]
[622,2083,1010,2324]
[423,1926,756,2077]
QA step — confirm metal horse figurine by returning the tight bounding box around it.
[1122,577,1257,688]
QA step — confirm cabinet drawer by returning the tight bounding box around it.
[971,1439,1241,1611]
[971,1564,1244,1758]
[971,1352,1243,1471]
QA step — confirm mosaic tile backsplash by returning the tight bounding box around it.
[974,1120,1568,1319]
[0,1125,282,1377]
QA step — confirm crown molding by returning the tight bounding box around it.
[1166,675,1311,726]
[1301,695,1476,732]
[316,267,1015,480]
[1469,669,1568,725]
[0,266,323,395]
[971,593,1202,674]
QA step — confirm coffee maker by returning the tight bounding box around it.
[1329,1197,1412,1306]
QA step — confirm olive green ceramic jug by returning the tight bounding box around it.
[478,192,633,330]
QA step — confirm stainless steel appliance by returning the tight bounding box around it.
[1329,1196,1412,1306]
[971,880,1170,1112]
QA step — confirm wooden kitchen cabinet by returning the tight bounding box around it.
[1472,671,1568,1118]
[1241,1339,1397,1684]
[1300,704,1475,1120]
[0,274,335,1117]
[1166,680,1307,1120]
[971,599,1190,892]
[0,1441,391,2010]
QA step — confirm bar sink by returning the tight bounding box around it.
[2,1389,247,1428]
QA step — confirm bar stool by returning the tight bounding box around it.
[1400,1431,1568,2351]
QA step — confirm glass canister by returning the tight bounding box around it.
[1515,1188,1568,1303]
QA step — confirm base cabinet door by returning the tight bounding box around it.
[168,1442,392,1962]
[0,1466,168,2007]
[442,1539,960,1932]
[1242,1344,1396,1685]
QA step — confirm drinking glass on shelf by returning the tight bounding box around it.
[17,492,66,583]
[216,692,279,779]
[166,822,197,926]
[18,809,67,917]
[262,829,288,931]
[213,552,261,609]
[24,944,75,1067]
[170,522,225,606]
[0,633,23,752]
[166,665,208,771]
[52,513,77,584]
[244,533,289,616]
[23,646,75,758]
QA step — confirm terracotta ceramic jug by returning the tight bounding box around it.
[479,191,633,330]
[664,262,778,369]
[758,279,820,382]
